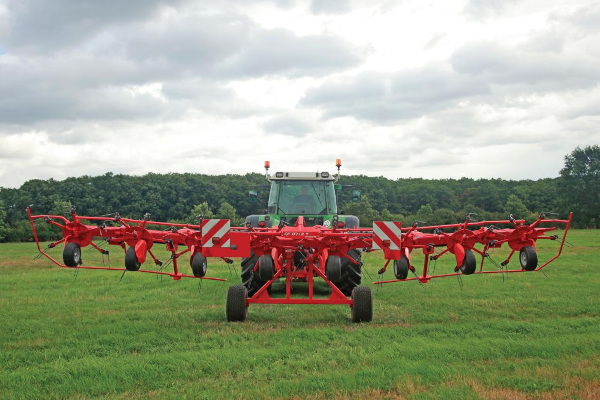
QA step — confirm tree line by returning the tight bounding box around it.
[0,145,597,242]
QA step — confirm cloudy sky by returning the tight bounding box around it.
[0,0,598,188]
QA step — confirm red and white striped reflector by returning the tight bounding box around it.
[372,221,402,250]
[201,219,231,248]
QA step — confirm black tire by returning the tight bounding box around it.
[519,246,538,271]
[459,250,476,275]
[336,249,362,296]
[226,285,248,322]
[351,286,373,323]
[241,251,270,296]
[325,255,342,282]
[125,247,141,271]
[258,255,275,281]
[63,242,82,267]
[393,255,409,280]
[191,252,207,278]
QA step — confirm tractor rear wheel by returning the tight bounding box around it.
[241,251,270,296]
[325,255,342,282]
[63,242,82,267]
[459,250,476,275]
[351,286,372,323]
[125,247,141,271]
[393,255,409,280]
[336,249,362,296]
[191,252,207,277]
[258,255,275,281]
[519,246,538,271]
[226,285,248,322]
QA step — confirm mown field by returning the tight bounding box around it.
[1,230,599,399]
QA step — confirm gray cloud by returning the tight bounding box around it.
[4,0,186,55]
[557,3,600,32]
[0,3,363,128]
[311,0,352,15]
[450,42,600,92]
[262,114,314,136]
[462,0,518,21]
[302,67,489,123]
[303,27,600,125]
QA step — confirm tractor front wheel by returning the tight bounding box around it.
[63,242,82,267]
[336,249,362,296]
[325,255,342,282]
[460,250,476,275]
[520,246,538,271]
[351,286,373,323]
[125,247,141,271]
[226,285,248,322]
[393,255,410,280]
[241,251,271,296]
[258,255,275,281]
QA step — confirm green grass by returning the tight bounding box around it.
[1,230,599,399]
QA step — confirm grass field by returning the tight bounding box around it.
[1,229,599,399]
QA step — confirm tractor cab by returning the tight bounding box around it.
[245,161,359,228]
[268,172,337,216]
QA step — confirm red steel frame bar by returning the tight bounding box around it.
[27,208,226,281]
[373,213,573,285]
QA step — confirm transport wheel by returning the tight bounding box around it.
[226,285,248,322]
[336,249,362,296]
[393,255,410,280]
[241,251,270,296]
[459,250,476,275]
[190,252,207,278]
[258,255,275,281]
[351,286,373,323]
[325,255,342,282]
[519,246,538,271]
[125,247,141,271]
[63,242,82,267]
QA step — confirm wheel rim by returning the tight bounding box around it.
[74,248,80,263]
[520,251,527,266]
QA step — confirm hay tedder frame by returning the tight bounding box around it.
[27,161,573,323]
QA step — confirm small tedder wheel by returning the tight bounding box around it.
[258,255,275,281]
[226,285,248,322]
[460,250,476,275]
[519,246,538,271]
[326,255,342,282]
[393,255,410,280]
[63,242,82,267]
[191,252,207,278]
[124,247,141,271]
[351,286,373,323]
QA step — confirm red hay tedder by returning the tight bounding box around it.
[28,160,572,322]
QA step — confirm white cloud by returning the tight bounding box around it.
[0,0,599,188]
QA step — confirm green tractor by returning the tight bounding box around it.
[245,160,359,229]
[241,160,363,296]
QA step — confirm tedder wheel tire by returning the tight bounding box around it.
[459,250,476,275]
[393,255,410,280]
[336,249,362,296]
[519,246,538,271]
[191,252,207,278]
[351,286,373,323]
[258,255,275,281]
[325,255,342,282]
[125,247,141,271]
[63,242,82,267]
[226,285,248,322]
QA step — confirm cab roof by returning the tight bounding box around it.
[270,171,335,181]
